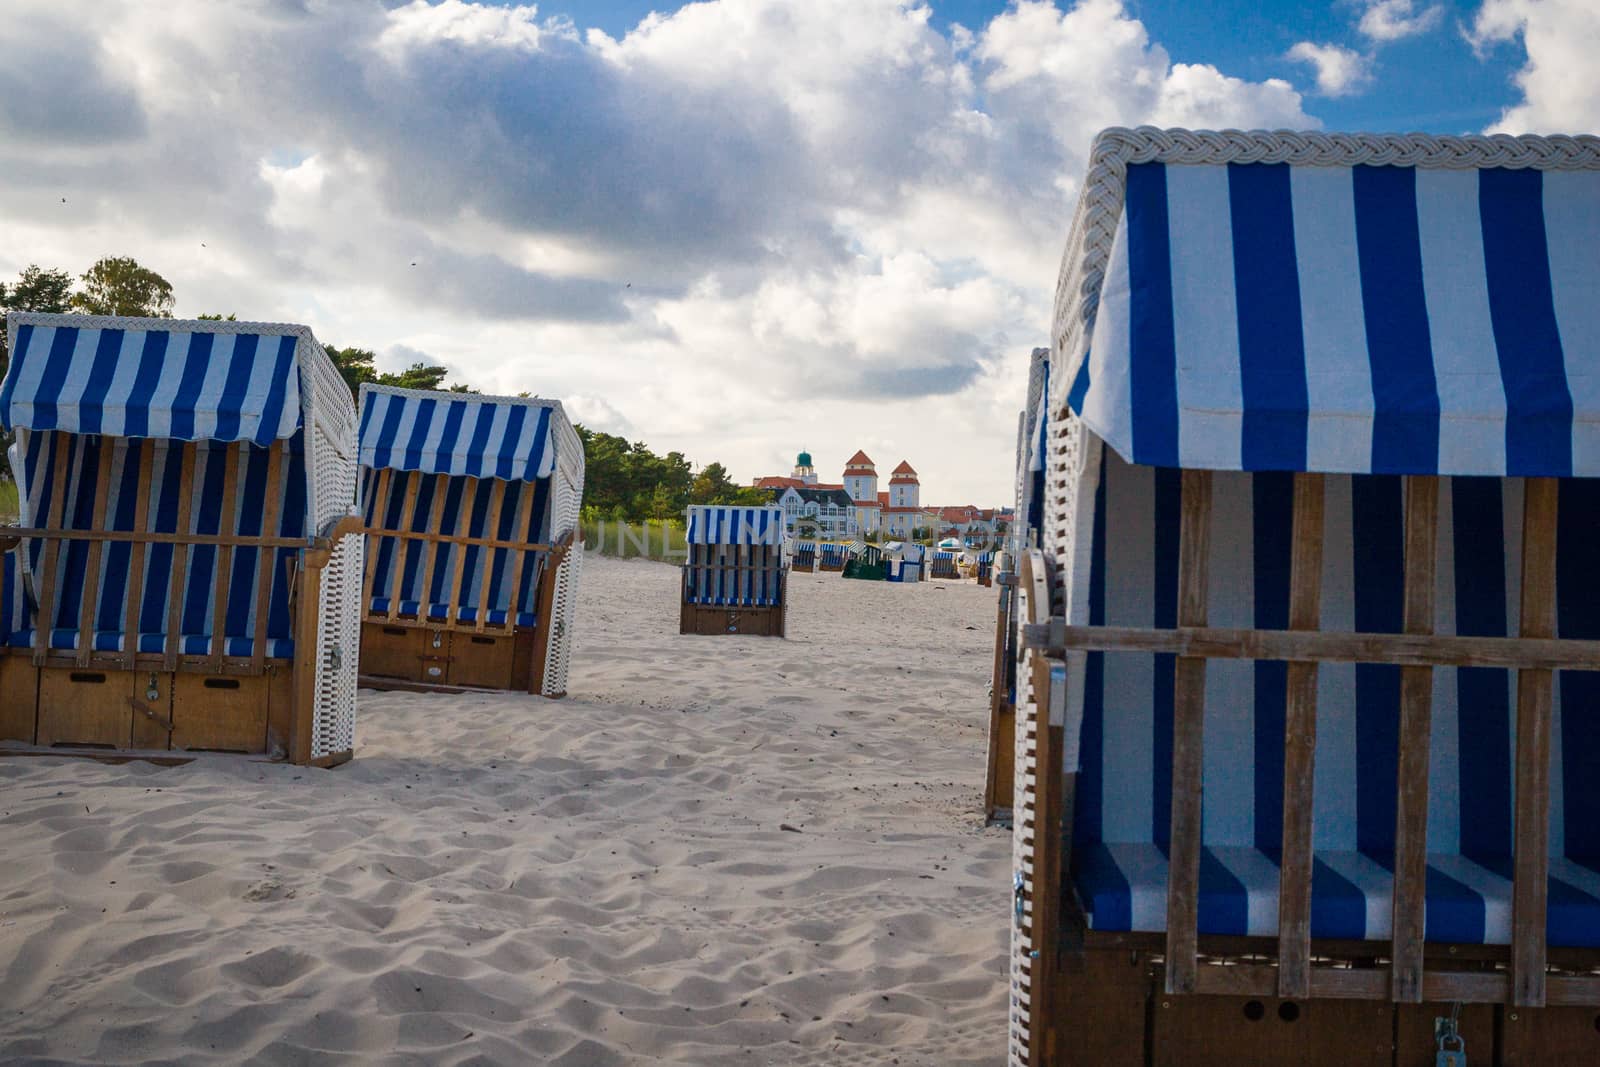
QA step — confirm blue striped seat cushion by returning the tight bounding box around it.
[1076,842,1600,948]
[1067,448,1600,947]
[366,597,534,628]
[8,629,294,658]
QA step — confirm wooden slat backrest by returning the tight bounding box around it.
[250,445,284,673]
[386,471,420,622]
[470,479,500,632]
[33,432,74,667]
[503,481,538,633]
[362,466,393,616]
[1033,469,1600,1011]
[416,474,449,622]
[1277,472,1325,998]
[163,446,198,671]
[1164,468,1212,995]
[74,436,114,667]
[122,440,154,670]
[1513,477,1558,1007]
[1391,475,1439,1003]
[208,443,241,671]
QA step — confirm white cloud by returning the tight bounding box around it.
[0,0,1316,504]
[378,0,565,58]
[1470,0,1600,134]
[1286,41,1374,97]
[1358,0,1444,43]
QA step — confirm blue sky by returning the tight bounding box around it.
[537,0,1524,131]
[0,0,1585,504]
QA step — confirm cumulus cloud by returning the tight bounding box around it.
[1286,41,1374,97]
[1470,0,1600,134]
[0,0,1317,502]
[1357,0,1444,43]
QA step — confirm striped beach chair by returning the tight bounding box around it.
[791,540,817,572]
[841,540,885,581]
[975,549,996,587]
[0,313,361,764]
[1012,128,1600,1065]
[680,505,786,636]
[929,550,959,580]
[884,541,923,583]
[816,542,846,572]
[357,386,585,695]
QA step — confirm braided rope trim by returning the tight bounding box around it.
[360,379,569,413]
[5,310,324,336]
[1049,126,1600,411]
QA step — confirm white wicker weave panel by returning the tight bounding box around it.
[538,444,585,698]
[311,531,362,760]
[541,542,582,697]
[1008,563,1042,1067]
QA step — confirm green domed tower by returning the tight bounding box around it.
[792,449,817,484]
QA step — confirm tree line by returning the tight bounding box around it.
[0,259,768,521]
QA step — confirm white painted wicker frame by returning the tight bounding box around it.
[1015,125,1600,1066]
[354,384,586,697]
[2,313,361,761]
[1012,347,1049,556]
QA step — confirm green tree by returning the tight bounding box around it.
[325,345,378,399]
[689,461,737,504]
[0,264,74,483]
[71,256,175,317]
[324,345,470,402]
[0,264,73,377]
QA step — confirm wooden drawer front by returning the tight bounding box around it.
[37,668,140,749]
[446,631,515,689]
[0,656,38,744]
[171,673,269,754]
[361,622,426,682]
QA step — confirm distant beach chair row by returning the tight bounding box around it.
[0,312,587,766]
[679,505,786,637]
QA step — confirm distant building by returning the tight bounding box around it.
[881,460,923,539]
[752,449,1003,542]
[842,450,882,533]
[772,485,857,539]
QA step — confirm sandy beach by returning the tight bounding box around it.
[0,555,1009,1065]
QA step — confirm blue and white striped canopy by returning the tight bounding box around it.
[359,386,556,481]
[0,317,304,444]
[1069,145,1600,477]
[685,505,785,546]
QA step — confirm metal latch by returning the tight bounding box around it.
[1013,871,1026,925]
[1435,1004,1465,1067]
